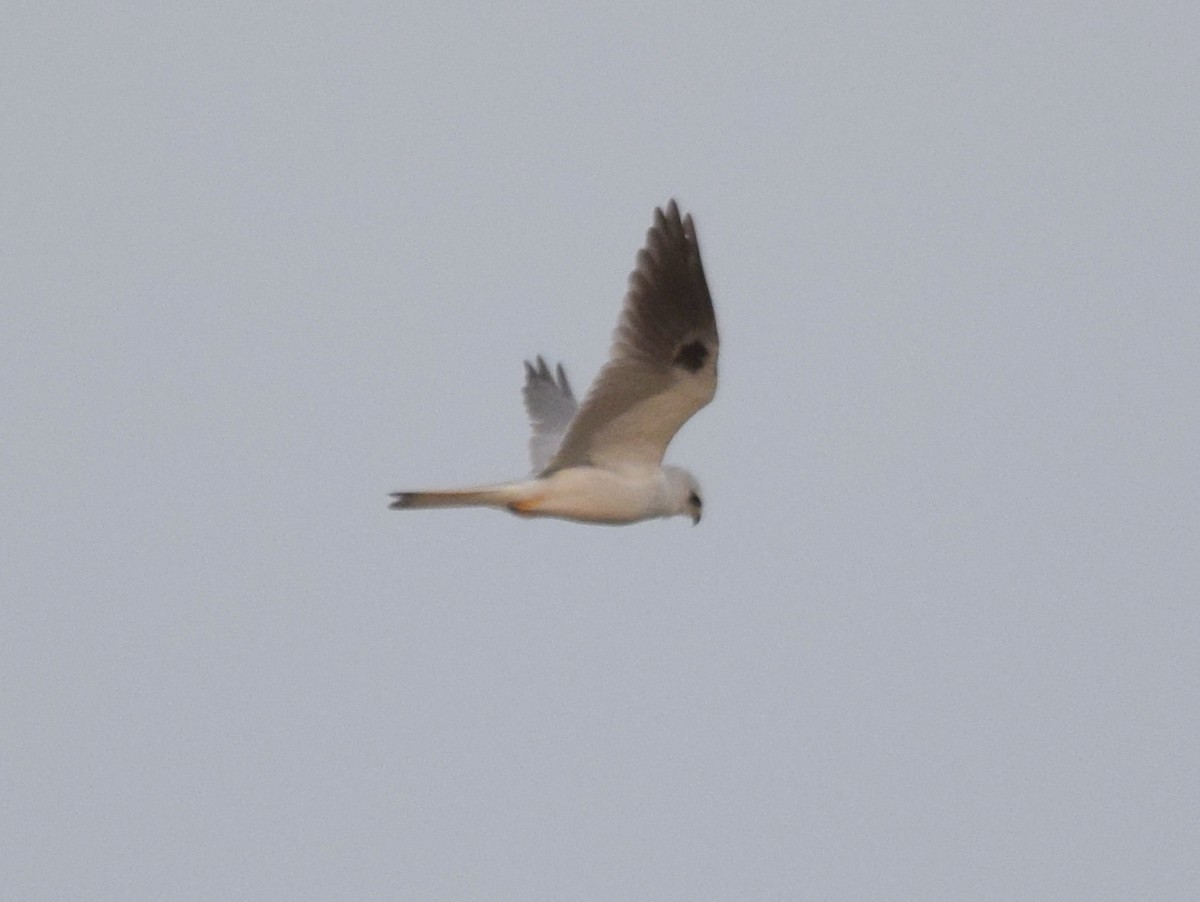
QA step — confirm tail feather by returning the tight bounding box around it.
[388,483,530,512]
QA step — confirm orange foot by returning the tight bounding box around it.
[507,496,543,516]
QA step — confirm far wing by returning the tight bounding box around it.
[544,200,718,473]
[522,356,578,472]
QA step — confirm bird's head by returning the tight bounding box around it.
[664,466,704,525]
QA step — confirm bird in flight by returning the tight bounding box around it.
[389,199,718,525]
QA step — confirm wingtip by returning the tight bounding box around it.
[645,199,693,257]
[525,355,570,389]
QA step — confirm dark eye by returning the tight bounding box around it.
[688,492,701,507]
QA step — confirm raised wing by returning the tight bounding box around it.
[544,200,718,473]
[522,356,578,472]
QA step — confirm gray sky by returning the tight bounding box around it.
[4,3,1198,900]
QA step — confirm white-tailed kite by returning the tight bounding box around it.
[389,199,718,525]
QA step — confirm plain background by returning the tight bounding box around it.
[4,3,1198,899]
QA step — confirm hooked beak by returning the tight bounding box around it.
[691,511,701,526]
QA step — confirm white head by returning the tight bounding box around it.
[663,466,704,525]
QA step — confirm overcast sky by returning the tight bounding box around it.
[4,3,1198,900]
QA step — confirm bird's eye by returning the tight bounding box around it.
[688,492,701,507]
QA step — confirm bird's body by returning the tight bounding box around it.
[393,464,700,526]
[390,200,717,526]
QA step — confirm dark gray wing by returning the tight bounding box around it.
[522,356,578,472]
[543,200,718,473]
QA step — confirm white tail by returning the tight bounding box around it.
[388,482,534,512]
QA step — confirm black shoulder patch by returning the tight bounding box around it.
[674,340,708,372]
